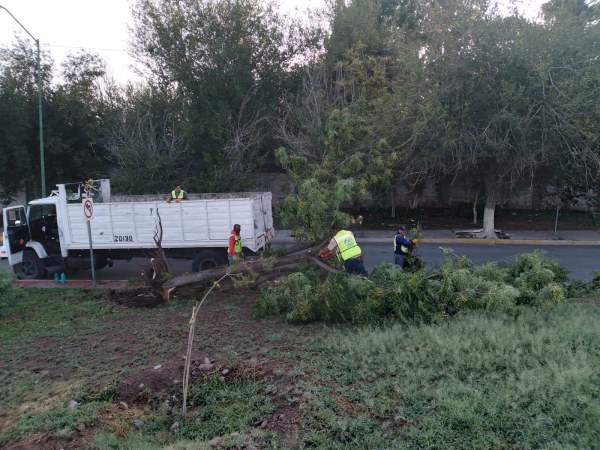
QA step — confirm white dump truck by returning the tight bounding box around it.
[2,179,275,279]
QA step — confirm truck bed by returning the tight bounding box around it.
[59,193,274,253]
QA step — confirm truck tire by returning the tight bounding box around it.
[15,251,47,279]
[192,250,226,272]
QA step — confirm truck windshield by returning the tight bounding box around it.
[29,204,57,221]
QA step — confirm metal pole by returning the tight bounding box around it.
[0,5,45,197]
[36,39,45,197]
[87,220,97,286]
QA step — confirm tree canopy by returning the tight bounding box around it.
[0,0,597,236]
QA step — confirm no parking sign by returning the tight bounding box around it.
[83,197,96,284]
[83,198,94,221]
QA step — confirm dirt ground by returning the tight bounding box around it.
[3,283,317,449]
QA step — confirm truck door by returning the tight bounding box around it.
[2,206,30,266]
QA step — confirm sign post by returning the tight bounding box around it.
[83,198,96,286]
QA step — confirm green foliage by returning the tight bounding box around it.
[276,170,356,242]
[256,251,572,325]
[128,0,320,193]
[2,268,599,449]
[254,271,316,319]
[509,251,569,305]
[361,265,435,325]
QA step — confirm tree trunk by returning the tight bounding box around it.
[160,240,336,301]
[554,198,560,236]
[481,181,497,239]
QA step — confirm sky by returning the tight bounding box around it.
[0,0,545,85]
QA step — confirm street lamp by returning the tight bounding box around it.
[0,4,45,197]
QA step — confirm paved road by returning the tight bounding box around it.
[362,243,599,281]
[1,243,598,281]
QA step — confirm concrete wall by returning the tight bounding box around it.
[248,173,596,212]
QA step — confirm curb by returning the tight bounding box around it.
[12,279,128,289]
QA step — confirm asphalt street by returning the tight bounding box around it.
[2,243,598,281]
[362,243,599,281]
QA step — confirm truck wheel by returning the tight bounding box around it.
[15,252,47,279]
[192,250,226,272]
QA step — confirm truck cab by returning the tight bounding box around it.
[2,196,62,279]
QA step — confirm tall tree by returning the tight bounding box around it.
[129,0,320,191]
[418,0,599,237]
[44,51,113,186]
[0,37,52,204]
[101,84,192,194]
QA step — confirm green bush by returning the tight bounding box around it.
[537,282,566,306]
[472,261,509,283]
[480,283,520,313]
[509,250,568,283]
[254,250,572,326]
[254,272,314,319]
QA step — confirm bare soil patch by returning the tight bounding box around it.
[108,286,164,308]
[102,286,315,441]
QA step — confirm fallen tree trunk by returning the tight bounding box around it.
[161,246,336,301]
[159,219,365,301]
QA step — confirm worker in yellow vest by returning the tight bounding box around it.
[166,184,188,203]
[319,229,368,275]
[227,224,244,264]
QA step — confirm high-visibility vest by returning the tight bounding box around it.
[228,232,243,254]
[333,230,362,261]
[394,234,410,254]
[171,189,185,199]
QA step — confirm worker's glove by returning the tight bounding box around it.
[165,196,172,203]
[413,239,419,245]
[319,250,333,260]
[175,198,182,203]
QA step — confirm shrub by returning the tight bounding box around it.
[472,261,509,283]
[509,251,568,283]
[254,249,572,326]
[254,272,314,319]
[537,282,566,306]
[311,274,372,324]
[480,283,520,313]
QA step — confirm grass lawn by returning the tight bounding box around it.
[1,284,599,449]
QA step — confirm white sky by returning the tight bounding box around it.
[0,0,545,85]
